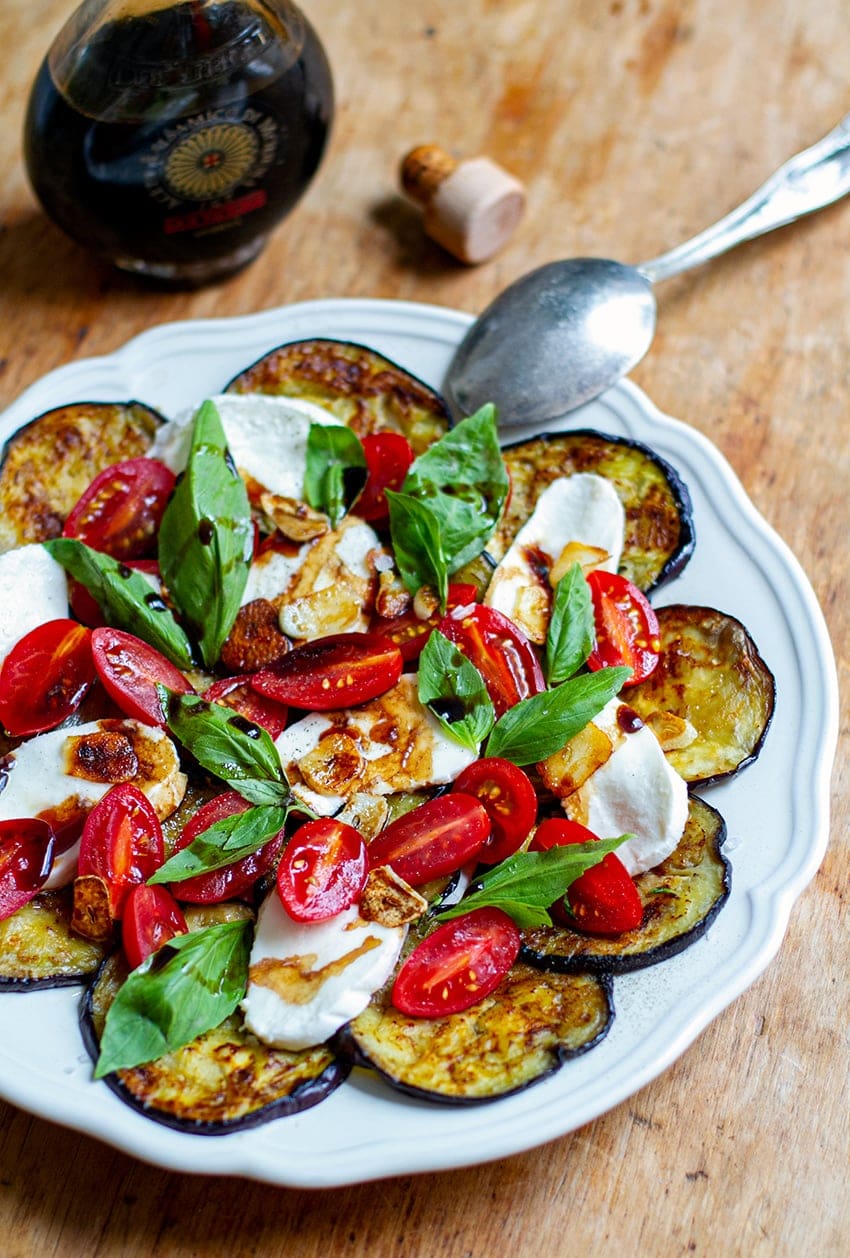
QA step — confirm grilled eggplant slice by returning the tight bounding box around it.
[337,962,612,1104]
[225,338,451,455]
[522,796,729,975]
[82,945,349,1135]
[627,605,775,784]
[0,401,163,552]
[0,889,107,989]
[493,430,695,591]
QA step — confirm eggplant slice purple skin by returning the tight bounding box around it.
[224,337,452,456]
[334,963,614,1106]
[627,605,776,786]
[81,953,350,1136]
[0,889,108,990]
[494,428,696,594]
[521,796,730,976]
[0,400,165,553]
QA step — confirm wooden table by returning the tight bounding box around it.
[0,2,846,1253]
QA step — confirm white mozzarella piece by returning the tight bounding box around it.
[150,393,340,498]
[485,474,625,642]
[241,547,309,605]
[275,674,477,814]
[242,895,405,1050]
[0,545,69,665]
[563,700,688,876]
[0,720,187,888]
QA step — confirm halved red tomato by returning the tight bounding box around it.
[121,883,188,969]
[91,626,194,725]
[276,818,368,922]
[62,457,175,560]
[392,906,521,1017]
[454,758,538,864]
[531,817,643,935]
[0,619,95,736]
[0,819,55,922]
[372,582,478,663]
[367,793,490,887]
[355,432,415,523]
[170,790,285,905]
[77,783,165,919]
[438,603,545,717]
[251,632,403,711]
[586,570,660,686]
[204,675,289,739]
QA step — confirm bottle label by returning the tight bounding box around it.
[142,108,281,211]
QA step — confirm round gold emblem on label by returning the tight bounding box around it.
[163,122,261,201]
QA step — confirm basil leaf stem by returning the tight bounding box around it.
[435,836,631,928]
[544,562,594,684]
[157,400,252,669]
[417,630,495,751]
[303,423,367,527]
[94,919,252,1077]
[43,538,194,670]
[486,666,631,765]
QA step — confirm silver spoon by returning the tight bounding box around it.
[445,112,850,427]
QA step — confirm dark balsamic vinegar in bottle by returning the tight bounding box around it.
[24,0,334,285]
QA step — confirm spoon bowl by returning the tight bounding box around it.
[445,112,850,427]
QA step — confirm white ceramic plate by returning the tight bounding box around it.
[0,299,838,1187]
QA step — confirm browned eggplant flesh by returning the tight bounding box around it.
[521,796,729,974]
[0,889,108,989]
[493,430,695,592]
[336,962,613,1104]
[225,338,451,455]
[627,605,776,784]
[0,401,164,552]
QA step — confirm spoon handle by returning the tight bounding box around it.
[639,113,850,284]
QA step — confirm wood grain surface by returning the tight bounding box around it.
[0,2,847,1254]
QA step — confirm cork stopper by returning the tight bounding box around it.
[399,144,526,265]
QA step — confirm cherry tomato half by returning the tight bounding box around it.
[62,457,176,560]
[586,570,660,686]
[438,603,545,717]
[373,583,478,664]
[122,883,188,969]
[276,818,368,923]
[0,619,95,736]
[454,758,538,864]
[91,626,194,726]
[170,790,285,905]
[0,819,55,922]
[355,432,415,523]
[77,783,165,919]
[392,906,521,1017]
[251,632,403,711]
[367,793,490,887]
[204,675,289,739]
[531,817,643,935]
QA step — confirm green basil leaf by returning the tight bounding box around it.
[386,490,448,605]
[157,400,252,668]
[544,562,594,684]
[303,423,367,527]
[486,666,631,765]
[418,630,495,752]
[43,538,194,670]
[94,918,252,1077]
[149,804,288,884]
[435,836,631,925]
[159,687,290,802]
[402,404,509,574]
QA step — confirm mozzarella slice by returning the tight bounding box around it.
[0,720,187,889]
[0,545,69,665]
[275,674,478,814]
[149,393,341,499]
[242,895,405,1050]
[547,698,688,876]
[485,474,625,643]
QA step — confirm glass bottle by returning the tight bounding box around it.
[23,0,334,285]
